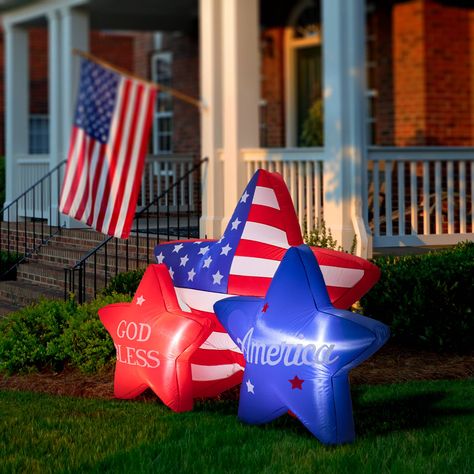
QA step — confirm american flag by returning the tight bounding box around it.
[154,169,380,397]
[59,58,156,239]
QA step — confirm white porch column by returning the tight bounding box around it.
[48,10,62,169]
[60,6,89,153]
[199,0,224,239]
[4,23,29,213]
[58,6,89,227]
[220,0,260,230]
[322,0,370,256]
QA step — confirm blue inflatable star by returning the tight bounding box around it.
[214,245,389,445]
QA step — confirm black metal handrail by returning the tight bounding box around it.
[65,157,207,303]
[0,160,67,279]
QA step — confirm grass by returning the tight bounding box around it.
[0,379,473,473]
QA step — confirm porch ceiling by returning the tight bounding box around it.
[0,0,198,32]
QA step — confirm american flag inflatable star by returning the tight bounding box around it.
[153,169,380,397]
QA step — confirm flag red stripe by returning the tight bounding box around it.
[228,274,272,296]
[94,79,131,233]
[74,137,96,221]
[106,82,144,237]
[246,204,287,231]
[61,132,88,215]
[85,143,107,227]
[234,239,286,261]
[59,127,79,212]
[120,86,156,238]
[191,349,244,367]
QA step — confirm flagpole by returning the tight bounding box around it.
[72,49,204,109]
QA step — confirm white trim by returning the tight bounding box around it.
[374,234,474,248]
[2,0,88,27]
[368,147,474,161]
[241,147,326,162]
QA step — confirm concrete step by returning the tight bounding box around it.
[0,280,63,308]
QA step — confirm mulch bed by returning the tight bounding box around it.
[1,343,473,400]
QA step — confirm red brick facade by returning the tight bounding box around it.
[371,0,474,146]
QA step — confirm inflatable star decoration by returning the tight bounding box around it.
[214,245,390,445]
[99,264,213,412]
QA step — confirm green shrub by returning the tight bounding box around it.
[0,293,130,375]
[360,241,474,353]
[0,251,22,280]
[102,268,145,297]
[303,218,357,254]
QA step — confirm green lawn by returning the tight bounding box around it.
[1,379,473,473]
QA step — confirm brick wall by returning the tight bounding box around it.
[372,0,474,146]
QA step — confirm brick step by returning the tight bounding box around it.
[16,260,148,295]
[30,247,152,273]
[0,280,63,308]
[0,297,21,317]
[31,244,155,269]
[16,262,67,292]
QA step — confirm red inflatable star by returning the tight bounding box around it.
[99,264,214,412]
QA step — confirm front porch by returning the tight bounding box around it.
[2,0,473,258]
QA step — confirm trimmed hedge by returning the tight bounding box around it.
[360,241,474,353]
[0,294,130,375]
[101,268,145,297]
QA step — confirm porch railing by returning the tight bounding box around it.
[243,146,474,250]
[367,147,474,247]
[243,148,325,232]
[65,157,206,303]
[137,154,195,211]
[9,153,195,221]
[0,159,66,279]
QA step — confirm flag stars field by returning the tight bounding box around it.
[240,190,250,203]
[231,217,241,230]
[180,255,189,267]
[220,244,232,256]
[198,246,210,255]
[203,257,212,268]
[156,252,165,264]
[188,268,196,281]
[212,271,224,285]
[173,244,184,253]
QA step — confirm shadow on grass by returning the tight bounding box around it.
[351,389,473,438]
[240,387,474,441]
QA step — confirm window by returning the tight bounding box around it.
[151,52,173,154]
[29,114,49,154]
